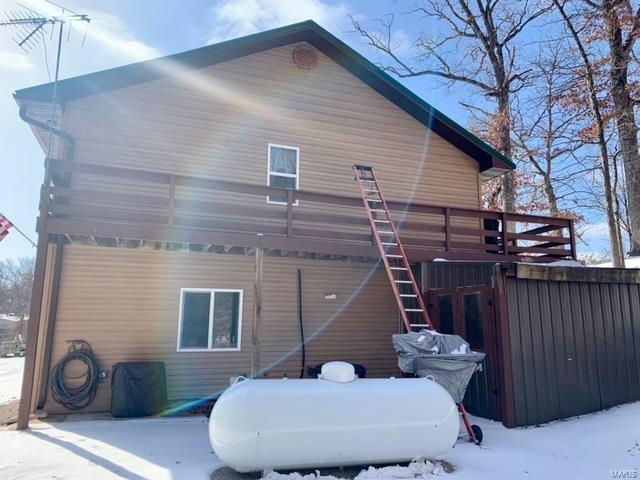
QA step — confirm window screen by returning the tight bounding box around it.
[212,292,241,349]
[464,293,484,350]
[179,292,211,349]
[178,290,242,350]
[268,145,299,204]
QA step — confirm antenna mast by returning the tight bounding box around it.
[1,1,90,161]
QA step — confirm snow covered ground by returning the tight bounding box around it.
[0,357,24,404]
[1,402,638,480]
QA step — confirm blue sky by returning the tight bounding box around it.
[0,0,610,260]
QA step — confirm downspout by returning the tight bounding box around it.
[16,103,75,429]
[297,269,306,378]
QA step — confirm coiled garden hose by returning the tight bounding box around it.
[50,340,100,410]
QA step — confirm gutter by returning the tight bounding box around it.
[18,104,75,158]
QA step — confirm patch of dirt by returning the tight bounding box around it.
[0,400,18,426]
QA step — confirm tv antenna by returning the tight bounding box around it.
[1,1,90,160]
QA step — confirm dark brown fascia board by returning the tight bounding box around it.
[14,20,515,175]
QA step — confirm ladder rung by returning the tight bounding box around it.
[364,189,379,193]
[394,280,412,284]
[410,324,429,328]
[400,294,417,297]
[374,219,390,223]
[404,308,423,312]
[386,254,403,258]
[390,267,407,270]
[381,242,398,246]
[371,209,387,213]
[378,231,394,235]
[367,199,382,202]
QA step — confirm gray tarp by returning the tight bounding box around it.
[392,330,485,404]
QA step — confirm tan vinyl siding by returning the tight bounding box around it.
[43,245,399,413]
[259,256,399,379]
[38,43,485,413]
[64,42,480,210]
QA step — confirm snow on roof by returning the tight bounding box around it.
[543,260,588,268]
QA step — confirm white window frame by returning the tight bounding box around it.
[176,288,243,352]
[266,143,300,205]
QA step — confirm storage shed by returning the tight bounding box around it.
[424,261,640,427]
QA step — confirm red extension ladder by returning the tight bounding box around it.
[353,165,434,333]
[353,164,482,445]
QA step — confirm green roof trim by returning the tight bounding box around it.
[14,20,515,172]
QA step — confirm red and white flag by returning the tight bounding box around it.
[0,214,13,242]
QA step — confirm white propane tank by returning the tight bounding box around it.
[209,362,459,473]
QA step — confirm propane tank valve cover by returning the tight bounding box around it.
[320,361,356,383]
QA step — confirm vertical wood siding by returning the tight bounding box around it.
[506,277,640,426]
[42,245,399,413]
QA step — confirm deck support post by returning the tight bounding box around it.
[168,175,176,226]
[17,230,49,430]
[569,219,577,259]
[251,234,263,378]
[286,190,293,237]
[36,238,65,409]
[501,212,509,255]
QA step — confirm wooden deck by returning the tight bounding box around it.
[40,158,576,262]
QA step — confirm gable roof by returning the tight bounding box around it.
[14,20,515,176]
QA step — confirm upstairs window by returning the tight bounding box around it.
[267,144,299,204]
[177,289,242,351]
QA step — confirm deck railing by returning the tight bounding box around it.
[40,159,576,262]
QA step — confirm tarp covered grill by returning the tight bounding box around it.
[392,330,485,404]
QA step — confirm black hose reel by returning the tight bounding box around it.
[50,339,101,410]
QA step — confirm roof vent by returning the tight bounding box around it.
[292,45,318,70]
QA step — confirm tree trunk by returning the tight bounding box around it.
[543,177,560,217]
[496,93,516,212]
[596,132,626,265]
[554,0,625,267]
[605,7,640,255]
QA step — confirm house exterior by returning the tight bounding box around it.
[14,21,578,429]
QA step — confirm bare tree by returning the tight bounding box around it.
[513,42,586,218]
[0,257,35,321]
[553,0,626,266]
[350,1,550,212]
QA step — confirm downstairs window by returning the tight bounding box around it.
[177,289,242,351]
